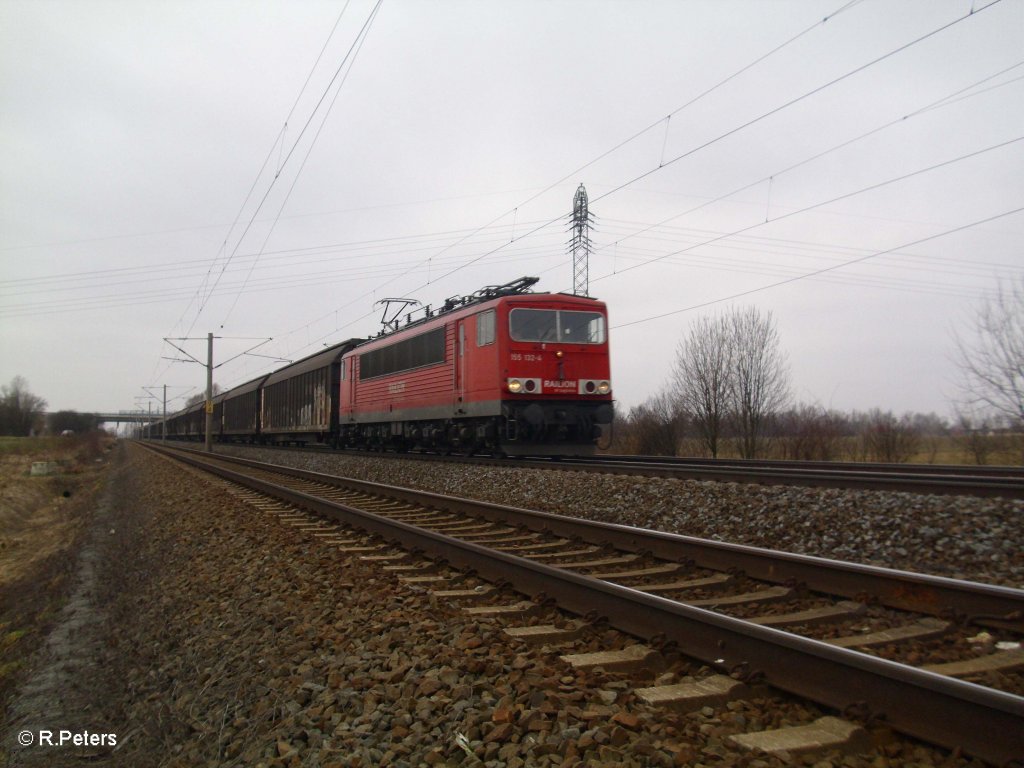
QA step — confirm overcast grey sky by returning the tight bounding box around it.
[2,0,1022,420]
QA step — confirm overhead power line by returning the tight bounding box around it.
[598,221,1022,279]
[262,0,864,354]
[0,217,554,290]
[585,61,1024,267]
[219,0,385,329]
[192,1,355,316]
[0,244,561,319]
[0,184,543,255]
[406,0,1004,299]
[588,135,1024,285]
[186,0,1008,383]
[586,0,1004,210]
[613,205,1024,330]
[172,0,384,340]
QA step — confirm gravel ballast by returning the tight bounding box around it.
[217,447,1024,589]
[3,443,1004,767]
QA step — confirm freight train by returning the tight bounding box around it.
[157,277,613,456]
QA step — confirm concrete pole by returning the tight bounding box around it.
[205,332,213,452]
[162,384,167,441]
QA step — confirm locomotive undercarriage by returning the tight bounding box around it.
[339,400,613,457]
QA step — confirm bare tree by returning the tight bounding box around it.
[48,410,99,435]
[673,315,731,457]
[624,390,686,456]
[185,383,222,407]
[727,307,791,459]
[860,409,920,463]
[953,277,1024,424]
[674,308,790,458]
[777,404,845,461]
[0,376,48,436]
[955,412,996,465]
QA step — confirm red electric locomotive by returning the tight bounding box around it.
[338,277,613,455]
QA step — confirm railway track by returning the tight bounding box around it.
[188,441,1024,498]
[146,443,1024,764]
[564,454,1024,497]
[424,452,1024,498]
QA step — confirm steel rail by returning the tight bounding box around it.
[178,447,1024,631]
[212,441,1024,498]
[149,444,1024,765]
[588,454,1024,478]
[500,456,1024,498]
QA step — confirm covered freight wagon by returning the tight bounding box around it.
[221,374,269,442]
[259,339,360,445]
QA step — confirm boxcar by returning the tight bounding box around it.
[259,339,359,445]
[171,400,206,441]
[221,374,269,443]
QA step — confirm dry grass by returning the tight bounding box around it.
[0,434,113,705]
[665,435,1024,465]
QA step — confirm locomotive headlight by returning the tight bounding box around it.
[508,378,541,394]
[578,379,611,395]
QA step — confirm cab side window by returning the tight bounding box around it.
[477,309,496,346]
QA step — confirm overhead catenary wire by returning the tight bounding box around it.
[256,0,866,358]
[148,1,358,385]
[0,222,563,309]
[7,50,1017,309]
[584,135,1024,285]
[174,0,384,341]
[193,1,354,318]
[149,1,1007,397]
[0,216,555,291]
[585,0,1004,210]
[523,62,1024,297]
[596,218,1024,281]
[174,0,983,381]
[160,1,354,350]
[582,62,1024,265]
[190,41,1015,385]
[219,0,385,330]
[0,243,564,319]
[392,0,1006,301]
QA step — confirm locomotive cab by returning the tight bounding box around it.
[495,296,613,455]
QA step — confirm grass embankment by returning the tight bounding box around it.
[661,435,1024,465]
[0,433,114,705]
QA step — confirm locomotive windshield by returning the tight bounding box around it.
[509,309,606,344]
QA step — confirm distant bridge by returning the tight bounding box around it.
[93,411,157,424]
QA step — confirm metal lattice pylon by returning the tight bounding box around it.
[570,183,594,296]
